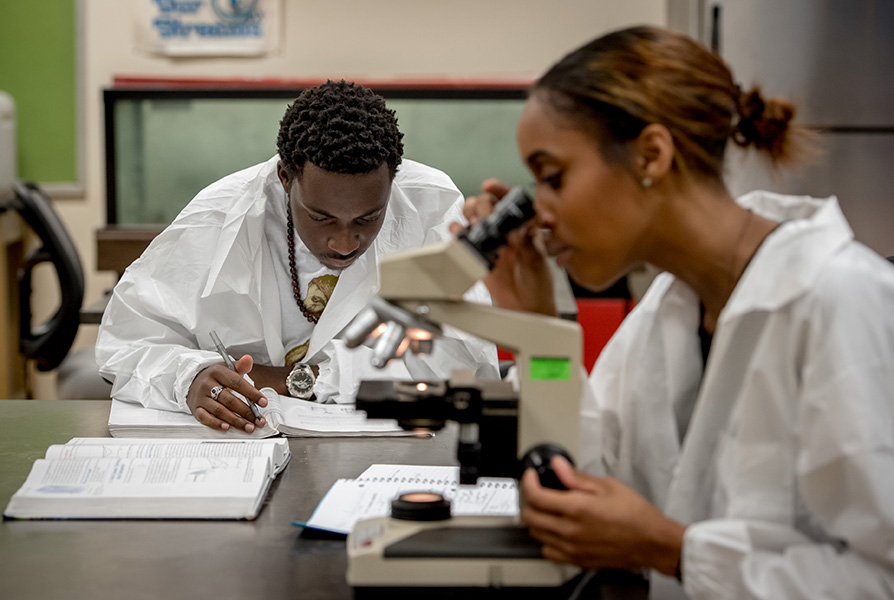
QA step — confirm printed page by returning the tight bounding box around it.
[304,464,518,535]
[107,398,281,439]
[20,455,268,497]
[3,455,273,520]
[260,388,403,435]
[49,438,291,475]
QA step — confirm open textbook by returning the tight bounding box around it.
[108,387,415,439]
[3,437,290,520]
[299,464,519,535]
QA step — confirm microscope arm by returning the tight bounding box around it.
[348,237,583,463]
[392,298,583,467]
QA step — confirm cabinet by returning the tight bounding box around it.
[0,208,25,397]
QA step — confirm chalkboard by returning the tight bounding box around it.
[105,88,530,226]
[0,1,78,185]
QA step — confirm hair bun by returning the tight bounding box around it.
[733,86,797,163]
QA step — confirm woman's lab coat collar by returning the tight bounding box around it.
[652,191,852,322]
[656,191,854,523]
[726,192,852,317]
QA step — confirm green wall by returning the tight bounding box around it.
[111,96,529,226]
[0,1,78,183]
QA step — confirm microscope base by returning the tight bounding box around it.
[354,580,585,599]
[347,515,580,597]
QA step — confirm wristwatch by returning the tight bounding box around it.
[286,363,316,400]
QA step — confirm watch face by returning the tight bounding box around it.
[288,365,315,398]
[292,372,313,392]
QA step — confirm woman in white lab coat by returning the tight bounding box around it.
[469,26,894,599]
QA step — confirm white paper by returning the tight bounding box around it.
[108,389,406,439]
[3,438,287,520]
[304,464,519,535]
[50,437,290,474]
[25,455,265,496]
[263,391,403,435]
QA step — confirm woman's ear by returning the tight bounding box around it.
[634,124,674,186]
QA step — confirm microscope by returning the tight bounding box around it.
[342,188,585,597]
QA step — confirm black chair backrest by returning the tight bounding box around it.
[9,180,84,371]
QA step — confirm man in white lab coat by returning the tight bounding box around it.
[96,80,499,434]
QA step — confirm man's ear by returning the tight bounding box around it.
[633,124,674,184]
[276,160,291,193]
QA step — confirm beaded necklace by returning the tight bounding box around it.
[286,203,319,324]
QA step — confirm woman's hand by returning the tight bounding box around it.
[521,456,685,576]
[452,179,558,316]
[186,354,268,432]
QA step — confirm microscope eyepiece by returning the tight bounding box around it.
[458,186,535,270]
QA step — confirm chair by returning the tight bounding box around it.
[8,181,112,398]
[575,298,631,372]
[9,180,84,371]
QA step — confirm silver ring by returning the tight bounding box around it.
[210,385,225,401]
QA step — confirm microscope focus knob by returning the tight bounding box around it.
[521,444,574,490]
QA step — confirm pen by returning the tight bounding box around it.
[209,330,263,422]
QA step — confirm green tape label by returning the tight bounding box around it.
[529,357,571,381]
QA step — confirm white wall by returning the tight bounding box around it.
[33,0,665,397]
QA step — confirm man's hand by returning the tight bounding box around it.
[186,355,268,432]
[521,456,685,576]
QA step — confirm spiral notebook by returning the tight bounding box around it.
[297,464,518,536]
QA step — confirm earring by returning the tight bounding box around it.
[641,177,653,188]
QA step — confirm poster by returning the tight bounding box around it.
[134,0,281,57]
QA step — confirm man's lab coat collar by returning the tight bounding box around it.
[198,166,285,363]
[203,163,274,299]
[196,163,390,364]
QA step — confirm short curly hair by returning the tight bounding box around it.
[276,80,404,180]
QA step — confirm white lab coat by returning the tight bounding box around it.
[580,191,894,599]
[96,156,499,412]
